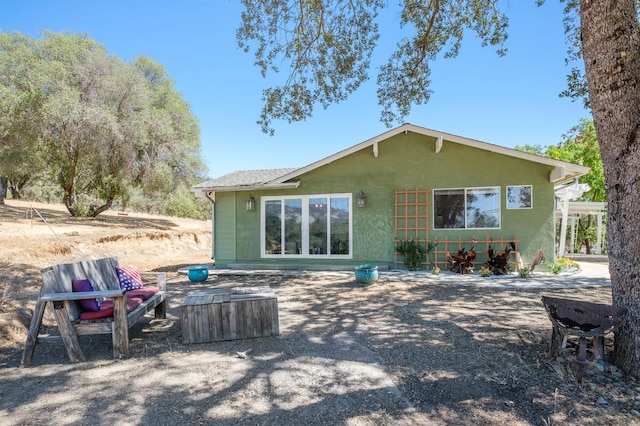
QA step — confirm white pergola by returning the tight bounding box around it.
[555,182,606,256]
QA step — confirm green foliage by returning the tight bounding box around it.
[548,263,563,275]
[237,1,509,134]
[518,266,531,278]
[164,186,210,220]
[515,119,604,204]
[548,119,605,202]
[548,258,580,275]
[0,32,207,217]
[395,239,436,271]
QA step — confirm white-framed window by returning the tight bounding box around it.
[261,194,352,258]
[506,185,533,209]
[433,187,501,229]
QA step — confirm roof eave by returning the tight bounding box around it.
[271,123,592,183]
[192,181,300,197]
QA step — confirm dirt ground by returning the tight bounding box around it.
[1,200,639,425]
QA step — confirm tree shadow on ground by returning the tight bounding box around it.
[0,203,179,231]
[0,273,630,425]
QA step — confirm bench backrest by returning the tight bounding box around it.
[40,257,121,320]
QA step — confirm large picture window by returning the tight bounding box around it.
[262,194,352,258]
[433,187,500,229]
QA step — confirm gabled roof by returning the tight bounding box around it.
[193,123,590,196]
[270,123,589,184]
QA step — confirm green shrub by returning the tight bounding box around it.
[396,239,436,271]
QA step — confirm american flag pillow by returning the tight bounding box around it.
[116,265,144,291]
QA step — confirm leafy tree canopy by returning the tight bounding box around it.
[0,31,207,217]
[516,118,605,202]
[238,0,509,135]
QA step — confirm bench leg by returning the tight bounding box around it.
[154,301,166,319]
[21,298,48,367]
[112,296,129,358]
[51,301,86,363]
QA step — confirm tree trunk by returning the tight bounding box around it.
[0,177,7,204]
[581,0,640,377]
[90,195,115,217]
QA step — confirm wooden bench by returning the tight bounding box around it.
[21,257,167,366]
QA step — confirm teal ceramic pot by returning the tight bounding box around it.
[188,266,209,282]
[354,265,378,286]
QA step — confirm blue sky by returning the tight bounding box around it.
[1,1,590,179]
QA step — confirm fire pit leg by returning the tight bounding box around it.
[576,336,588,382]
[559,333,604,383]
[549,325,562,357]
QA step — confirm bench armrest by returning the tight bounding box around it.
[39,289,125,302]
[141,271,167,292]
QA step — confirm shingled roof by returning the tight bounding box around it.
[192,168,300,196]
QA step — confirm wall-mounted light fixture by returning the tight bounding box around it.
[246,196,256,211]
[356,191,367,208]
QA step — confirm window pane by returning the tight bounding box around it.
[466,188,500,228]
[507,185,532,209]
[284,199,302,254]
[434,190,465,229]
[264,200,281,254]
[309,198,327,254]
[330,197,350,254]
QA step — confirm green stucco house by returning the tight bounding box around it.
[193,124,589,271]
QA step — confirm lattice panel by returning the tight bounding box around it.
[394,189,430,266]
[432,236,520,270]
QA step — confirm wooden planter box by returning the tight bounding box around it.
[182,286,279,344]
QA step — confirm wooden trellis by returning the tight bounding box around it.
[393,189,431,267]
[393,188,520,271]
[432,236,520,271]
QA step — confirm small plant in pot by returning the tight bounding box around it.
[395,239,437,271]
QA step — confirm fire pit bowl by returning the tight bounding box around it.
[541,295,628,382]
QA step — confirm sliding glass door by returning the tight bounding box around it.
[262,194,352,258]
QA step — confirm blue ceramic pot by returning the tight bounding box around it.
[354,265,378,286]
[188,266,209,282]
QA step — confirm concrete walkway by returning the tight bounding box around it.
[200,261,611,290]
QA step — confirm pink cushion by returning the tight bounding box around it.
[79,296,143,320]
[72,279,101,312]
[126,287,159,301]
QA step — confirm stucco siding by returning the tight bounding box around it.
[213,131,558,268]
[213,192,237,265]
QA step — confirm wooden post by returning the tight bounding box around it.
[111,295,129,358]
[20,298,48,367]
[52,300,86,363]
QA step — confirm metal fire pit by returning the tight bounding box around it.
[541,295,628,382]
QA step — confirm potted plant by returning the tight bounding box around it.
[395,239,437,271]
